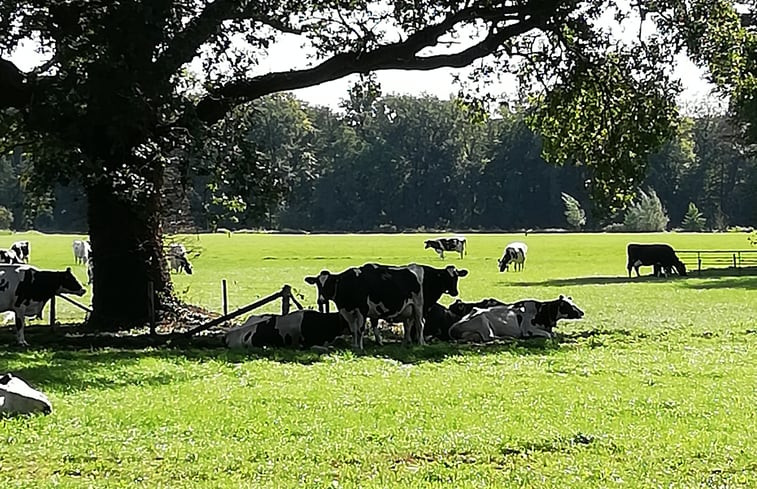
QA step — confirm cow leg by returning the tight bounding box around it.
[413,307,425,346]
[437,249,444,260]
[340,310,365,351]
[370,317,383,346]
[14,314,28,347]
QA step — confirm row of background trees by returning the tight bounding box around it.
[2,89,754,233]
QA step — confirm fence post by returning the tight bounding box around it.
[281,285,291,315]
[147,281,156,336]
[49,295,57,332]
[222,279,228,316]
[697,252,702,273]
[733,253,737,269]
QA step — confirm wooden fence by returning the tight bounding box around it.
[677,249,757,273]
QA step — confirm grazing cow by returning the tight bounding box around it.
[0,249,21,264]
[10,241,30,263]
[626,243,687,277]
[0,373,52,416]
[0,265,86,346]
[305,263,468,349]
[424,237,467,259]
[168,243,193,275]
[448,295,584,341]
[225,310,350,349]
[72,239,91,265]
[498,242,528,272]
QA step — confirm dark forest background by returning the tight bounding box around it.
[2,91,754,233]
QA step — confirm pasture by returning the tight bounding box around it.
[1,232,756,488]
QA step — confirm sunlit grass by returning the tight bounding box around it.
[0,231,756,488]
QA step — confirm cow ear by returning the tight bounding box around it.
[457,269,469,277]
[66,267,72,273]
[304,276,317,284]
[559,294,564,299]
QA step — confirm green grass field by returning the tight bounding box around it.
[1,232,756,488]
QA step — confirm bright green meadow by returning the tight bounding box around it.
[0,231,756,488]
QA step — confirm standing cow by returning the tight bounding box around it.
[626,243,687,277]
[72,239,91,265]
[424,237,467,259]
[305,263,468,350]
[167,243,193,275]
[498,242,528,272]
[10,241,30,263]
[1,265,86,346]
[0,249,21,264]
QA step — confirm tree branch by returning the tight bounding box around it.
[195,6,548,124]
[0,58,30,111]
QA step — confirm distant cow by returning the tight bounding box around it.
[448,295,584,341]
[626,243,686,277]
[168,243,193,275]
[0,265,86,346]
[0,249,21,264]
[10,241,30,263]
[424,237,466,259]
[498,242,527,272]
[72,239,91,265]
[225,310,350,349]
[305,263,468,349]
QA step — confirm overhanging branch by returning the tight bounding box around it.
[0,58,30,110]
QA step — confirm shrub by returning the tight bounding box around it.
[0,206,13,230]
[681,202,706,231]
[561,192,586,230]
[623,189,669,232]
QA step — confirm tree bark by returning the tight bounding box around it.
[86,171,173,330]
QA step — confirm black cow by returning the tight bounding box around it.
[626,243,687,277]
[1,265,86,346]
[10,241,30,263]
[424,237,466,259]
[0,249,21,264]
[305,263,468,349]
[225,310,350,348]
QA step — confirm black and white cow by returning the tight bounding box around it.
[626,243,686,277]
[0,265,86,346]
[450,296,584,335]
[448,295,584,341]
[449,297,507,317]
[0,373,52,416]
[10,241,30,263]
[168,243,193,275]
[305,263,468,349]
[225,310,350,349]
[72,239,91,265]
[498,242,527,272]
[424,237,466,259]
[0,249,21,264]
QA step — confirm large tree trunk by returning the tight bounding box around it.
[86,172,173,330]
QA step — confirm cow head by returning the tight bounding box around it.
[424,240,434,249]
[674,260,687,276]
[305,270,337,308]
[557,295,584,320]
[498,249,515,272]
[59,267,86,296]
[442,265,468,296]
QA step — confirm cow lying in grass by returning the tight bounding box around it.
[225,310,350,349]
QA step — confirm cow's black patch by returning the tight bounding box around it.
[0,279,8,292]
[299,311,350,347]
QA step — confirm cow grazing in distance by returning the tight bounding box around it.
[626,243,687,277]
[10,241,30,263]
[424,237,467,259]
[225,310,350,349]
[0,249,21,264]
[168,243,193,275]
[72,239,91,265]
[448,295,584,342]
[305,263,468,349]
[0,265,86,346]
[498,242,528,272]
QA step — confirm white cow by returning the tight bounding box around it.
[0,265,86,346]
[167,243,193,274]
[0,373,52,416]
[498,242,528,272]
[72,239,91,265]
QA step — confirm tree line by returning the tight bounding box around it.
[2,92,754,233]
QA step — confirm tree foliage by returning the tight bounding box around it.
[623,189,670,232]
[682,202,707,231]
[561,192,586,230]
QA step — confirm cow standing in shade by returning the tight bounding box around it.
[225,310,350,349]
[10,241,30,263]
[0,265,86,346]
[305,263,468,350]
[424,237,467,259]
[498,242,528,272]
[626,243,687,277]
[72,239,91,265]
[168,243,193,275]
